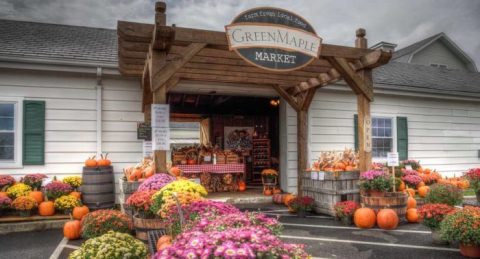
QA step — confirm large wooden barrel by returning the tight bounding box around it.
[361,192,408,221]
[133,216,167,242]
[81,166,115,210]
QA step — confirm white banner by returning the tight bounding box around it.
[226,24,322,58]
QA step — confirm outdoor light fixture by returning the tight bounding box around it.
[270,99,280,106]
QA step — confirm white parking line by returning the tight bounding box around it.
[49,237,68,259]
[264,213,333,219]
[281,223,431,234]
[281,235,460,252]
[64,244,80,249]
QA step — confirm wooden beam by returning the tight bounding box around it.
[297,109,308,197]
[272,85,300,112]
[301,88,316,111]
[175,72,299,86]
[326,57,373,101]
[165,76,180,92]
[151,43,206,92]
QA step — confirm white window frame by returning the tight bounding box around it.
[0,97,23,168]
[371,115,396,162]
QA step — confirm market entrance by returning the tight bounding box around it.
[168,89,280,190]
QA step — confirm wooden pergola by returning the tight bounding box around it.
[117,1,392,195]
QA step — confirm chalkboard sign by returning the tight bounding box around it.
[137,122,152,141]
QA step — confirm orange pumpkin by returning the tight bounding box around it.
[406,208,419,223]
[72,205,89,220]
[85,156,97,167]
[70,191,81,200]
[376,209,399,230]
[416,181,425,189]
[398,181,406,191]
[132,168,143,180]
[407,196,417,209]
[169,167,182,177]
[263,189,272,196]
[284,194,295,206]
[156,235,172,251]
[334,162,346,170]
[345,165,354,171]
[38,201,55,216]
[354,208,376,229]
[63,219,81,240]
[29,191,44,204]
[406,188,416,197]
[144,167,155,178]
[418,186,430,198]
[272,188,281,194]
[97,153,111,167]
[238,181,246,192]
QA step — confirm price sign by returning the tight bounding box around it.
[152,128,170,151]
[151,104,169,128]
[387,152,399,167]
[311,171,319,180]
[137,122,152,140]
[143,140,152,158]
[318,171,325,181]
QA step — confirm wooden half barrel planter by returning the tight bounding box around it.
[302,171,360,216]
[361,192,408,221]
[81,166,115,210]
[133,216,167,242]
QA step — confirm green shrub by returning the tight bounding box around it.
[440,206,480,245]
[425,183,463,206]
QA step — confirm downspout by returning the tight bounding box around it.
[96,67,103,157]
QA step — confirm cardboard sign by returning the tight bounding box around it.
[225,7,322,72]
[142,140,152,158]
[387,152,399,167]
[152,128,170,151]
[364,115,372,152]
[151,104,169,128]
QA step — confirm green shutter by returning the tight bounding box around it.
[23,100,45,165]
[396,117,408,161]
[354,114,358,152]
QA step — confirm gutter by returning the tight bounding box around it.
[96,67,103,157]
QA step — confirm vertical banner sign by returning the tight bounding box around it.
[151,104,170,151]
[143,140,153,158]
[364,115,372,152]
[225,7,322,72]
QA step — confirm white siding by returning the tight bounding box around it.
[411,41,469,71]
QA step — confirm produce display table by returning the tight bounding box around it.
[177,164,245,193]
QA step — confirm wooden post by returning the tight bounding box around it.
[355,28,373,172]
[151,1,168,173]
[297,109,308,197]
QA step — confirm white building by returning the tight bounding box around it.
[0,20,479,195]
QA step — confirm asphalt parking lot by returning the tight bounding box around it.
[0,206,463,259]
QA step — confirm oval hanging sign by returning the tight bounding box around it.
[225,7,322,72]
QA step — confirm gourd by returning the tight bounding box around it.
[416,181,425,189]
[156,235,172,251]
[407,196,417,209]
[29,191,44,204]
[84,156,97,167]
[406,208,419,223]
[398,181,406,191]
[97,153,111,167]
[406,188,415,197]
[63,218,81,240]
[238,181,246,192]
[272,187,281,194]
[70,191,82,200]
[284,194,295,206]
[354,207,376,229]
[72,205,89,220]
[169,167,182,177]
[376,209,399,230]
[417,186,430,198]
[38,200,55,216]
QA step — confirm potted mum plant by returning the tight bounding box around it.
[45,181,73,200]
[359,170,392,197]
[417,203,456,245]
[334,200,359,225]
[401,170,423,189]
[261,169,278,184]
[0,196,12,216]
[11,196,37,217]
[287,196,314,217]
[440,206,480,257]
[424,183,463,206]
[0,175,16,195]
[465,168,480,202]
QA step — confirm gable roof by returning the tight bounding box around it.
[392,32,477,72]
[0,19,478,99]
[0,19,117,65]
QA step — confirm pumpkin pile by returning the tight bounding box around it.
[309,148,359,172]
[123,158,155,182]
[354,207,400,230]
[84,153,111,168]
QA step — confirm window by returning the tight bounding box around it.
[430,63,448,69]
[0,98,22,168]
[372,117,394,158]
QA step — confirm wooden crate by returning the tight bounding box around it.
[118,178,139,216]
[302,171,360,216]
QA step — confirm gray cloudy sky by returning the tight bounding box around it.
[1,0,479,66]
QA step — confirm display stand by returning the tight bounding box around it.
[252,139,271,182]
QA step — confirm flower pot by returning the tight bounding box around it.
[18,210,31,217]
[369,190,385,197]
[431,229,448,245]
[297,210,307,218]
[340,216,353,226]
[460,243,480,258]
